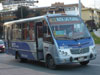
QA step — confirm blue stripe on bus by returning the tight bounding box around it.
[11,42,31,50]
[56,37,94,48]
[5,42,36,60]
[6,48,35,60]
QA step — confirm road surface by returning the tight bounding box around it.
[0,45,100,75]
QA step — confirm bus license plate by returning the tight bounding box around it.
[78,57,84,61]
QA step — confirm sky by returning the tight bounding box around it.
[0,3,3,10]
[35,0,100,8]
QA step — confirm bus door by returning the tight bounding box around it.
[35,22,44,60]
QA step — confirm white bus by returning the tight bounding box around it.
[4,14,97,69]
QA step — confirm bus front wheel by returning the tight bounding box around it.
[80,61,89,65]
[46,55,57,69]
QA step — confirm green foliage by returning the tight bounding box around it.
[91,32,100,44]
[0,0,4,2]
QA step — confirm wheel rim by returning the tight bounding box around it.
[49,58,54,67]
[47,56,56,69]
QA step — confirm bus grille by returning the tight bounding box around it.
[70,47,89,54]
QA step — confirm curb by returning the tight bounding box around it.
[93,29,100,38]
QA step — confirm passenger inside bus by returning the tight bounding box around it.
[36,22,43,50]
[43,20,52,42]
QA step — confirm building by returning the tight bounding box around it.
[0,10,17,38]
[29,2,84,16]
[1,0,38,10]
[51,2,85,16]
[0,10,16,22]
[82,8,100,27]
[0,3,3,10]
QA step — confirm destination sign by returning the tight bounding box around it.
[49,17,79,23]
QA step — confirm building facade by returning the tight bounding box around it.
[1,0,38,10]
[0,10,17,38]
[82,8,100,27]
[51,2,85,16]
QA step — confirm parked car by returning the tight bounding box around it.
[0,40,5,53]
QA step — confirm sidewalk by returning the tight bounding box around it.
[93,29,100,38]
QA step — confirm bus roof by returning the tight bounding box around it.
[4,13,78,26]
[4,15,45,26]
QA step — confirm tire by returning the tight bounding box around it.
[80,61,89,65]
[46,55,56,69]
[16,53,25,62]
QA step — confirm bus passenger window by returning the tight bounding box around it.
[42,20,52,42]
[29,22,35,40]
[43,26,53,43]
[12,24,21,40]
[43,20,48,33]
[22,23,29,40]
[22,21,35,41]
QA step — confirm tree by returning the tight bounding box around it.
[15,6,29,19]
[85,20,97,31]
[0,0,4,2]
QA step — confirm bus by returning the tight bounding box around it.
[4,14,97,69]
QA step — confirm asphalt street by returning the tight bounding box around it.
[0,45,100,75]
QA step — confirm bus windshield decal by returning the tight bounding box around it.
[49,16,79,23]
[54,30,65,37]
[50,21,80,25]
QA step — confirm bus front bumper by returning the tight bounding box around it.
[54,52,96,65]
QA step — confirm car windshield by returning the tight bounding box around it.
[49,16,90,40]
[0,41,4,44]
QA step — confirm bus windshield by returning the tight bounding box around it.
[49,16,90,40]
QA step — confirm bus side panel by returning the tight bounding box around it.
[17,50,36,60]
[5,48,16,56]
[43,42,59,62]
[4,40,16,55]
[6,41,37,61]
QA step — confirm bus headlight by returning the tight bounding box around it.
[92,47,95,52]
[59,50,68,56]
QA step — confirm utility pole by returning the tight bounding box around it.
[79,0,81,17]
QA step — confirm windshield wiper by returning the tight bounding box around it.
[73,37,91,41]
[56,37,72,40]
[56,37,91,40]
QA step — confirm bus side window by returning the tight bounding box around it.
[22,22,30,40]
[29,22,35,40]
[22,21,35,41]
[43,21,53,43]
[43,20,48,33]
[12,24,21,40]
